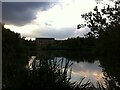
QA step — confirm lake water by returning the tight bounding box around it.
[27,56,104,86]
[26,50,120,88]
[3,50,120,89]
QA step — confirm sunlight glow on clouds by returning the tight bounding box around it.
[4,24,39,36]
[35,0,96,29]
[4,0,97,39]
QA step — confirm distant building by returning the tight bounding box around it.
[36,38,55,45]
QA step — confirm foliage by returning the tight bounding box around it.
[100,56,120,89]
[12,56,98,90]
[81,0,120,56]
[2,24,36,89]
[40,37,95,55]
[2,0,120,88]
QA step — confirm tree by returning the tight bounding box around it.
[81,0,120,56]
[81,0,119,37]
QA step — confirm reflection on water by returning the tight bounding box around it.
[26,56,36,70]
[70,60,104,86]
[3,50,120,89]
[27,56,104,86]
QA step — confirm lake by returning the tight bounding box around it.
[3,50,120,89]
[26,50,120,88]
[27,56,104,85]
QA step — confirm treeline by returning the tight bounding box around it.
[2,24,36,89]
[2,24,36,59]
[42,37,95,55]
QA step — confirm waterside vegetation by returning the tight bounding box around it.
[2,0,120,89]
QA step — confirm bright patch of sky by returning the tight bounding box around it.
[4,0,114,40]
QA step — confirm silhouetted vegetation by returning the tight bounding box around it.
[38,1,120,57]
[40,37,95,55]
[80,0,120,57]
[100,56,120,89]
[2,0,120,89]
[2,25,97,89]
[3,55,116,90]
[2,24,36,89]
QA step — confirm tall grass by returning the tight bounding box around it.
[3,56,120,90]
[24,56,101,90]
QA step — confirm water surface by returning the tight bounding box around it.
[27,56,105,86]
[26,50,120,88]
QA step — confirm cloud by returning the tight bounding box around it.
[23,27,90,40]
[75,26,91,36]
[2,2,55,26]
[4,23,90,40]
[3,0,95,39]
[25,27,75,39]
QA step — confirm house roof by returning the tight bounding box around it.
[36,38,55,40]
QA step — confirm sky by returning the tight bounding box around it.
[2,0,115,40]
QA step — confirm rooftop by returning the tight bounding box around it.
[36,38,55,40]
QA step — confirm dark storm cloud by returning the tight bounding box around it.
[2,2,55,26]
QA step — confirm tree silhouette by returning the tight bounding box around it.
[80,0,120,56]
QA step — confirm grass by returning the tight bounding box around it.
[2,56,120,90]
